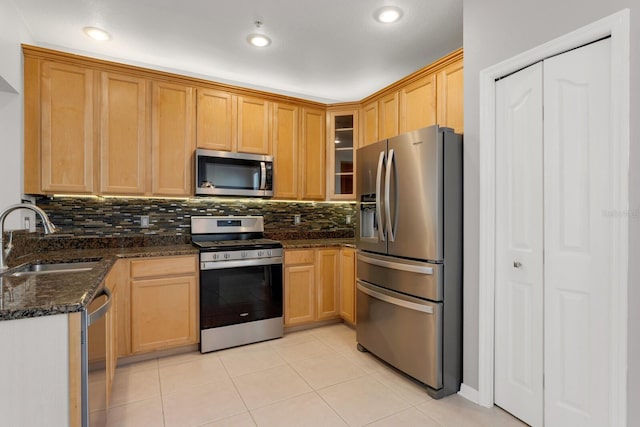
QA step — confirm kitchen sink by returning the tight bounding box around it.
[8,261,100,277]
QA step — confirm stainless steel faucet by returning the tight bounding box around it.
[0,203,57,271]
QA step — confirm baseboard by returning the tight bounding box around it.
[458,383,481,405]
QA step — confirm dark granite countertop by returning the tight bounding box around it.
[281,238,356,249]
[0,244,197,321]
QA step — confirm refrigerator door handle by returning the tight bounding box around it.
[357,281,434,314]
[385,148,398,242]
[375,151,386,242]
[358,253,434,274]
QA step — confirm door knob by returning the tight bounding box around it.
[513,261,522,268]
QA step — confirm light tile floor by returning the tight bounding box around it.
[107,323,527,427]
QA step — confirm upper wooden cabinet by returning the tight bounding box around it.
[437,59,464,133]
[196,88,236,152]
[361,100,379,147]
[300,107,326,200]
[399,73,437,134]
[39,61,95,194]
[151,81,195,196]
[272,103,299,199]
[378,92,399,140]
[237,96,271,155]
[99,72,148,195]
[327,110,357,200]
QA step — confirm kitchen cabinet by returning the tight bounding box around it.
[105,260,125,403]
[399,73,437,134]
[283,248,342,326]
[316,249,340,320]
[272,102,299,199]
[300,107,326,200]
[237,95,271,154]
[196,88,236,151]
[436,58,464,133]
[327,110,358,200]
[339,247,356,324]
[284,249,316,326]
[130,255,198,353]
[361,100,379,146]
[39,61,95,194]
[378,91,399,140]
[151,81,196,197]
[100,72,148,195]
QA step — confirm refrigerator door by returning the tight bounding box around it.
[356,140,388,254]
[386,125,444,261]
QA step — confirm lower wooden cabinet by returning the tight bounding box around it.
[284,247,354,327]
[339,247,356,324]
[129,255,199,353]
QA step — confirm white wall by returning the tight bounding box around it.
[0,0,33,229]
[462,0,640,422]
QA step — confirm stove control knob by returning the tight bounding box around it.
[241,251,248,258]
[224,253,231,259]
[212,253,219,260]
[257,251,264,257]
[267,250,272,257]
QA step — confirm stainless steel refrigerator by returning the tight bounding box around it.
[355,124,462,398]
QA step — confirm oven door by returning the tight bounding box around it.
[200,257,283,330]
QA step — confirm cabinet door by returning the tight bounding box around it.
[105,270,119,405]
[378,92,399,140]
[100,72,148,195]
[272,103,299,199]
[131,275,198,353]
[316,249,340,320]
[196,88,236,151]
[151,81,195,196]
[327,111,357,200]
[116,260,131,358]
[300,107,326,200]
[41,61,94,193]
[362,100,379,146]
[237,96,271,154]
[436,59,464,133]
[284,264,316,326]
[340,248,356,324]
[399,74,437,134]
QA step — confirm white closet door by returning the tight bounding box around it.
[543,38,612,427]
[494,62,544,427]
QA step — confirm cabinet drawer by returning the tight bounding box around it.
[284,249,314,265]
[130,255,196,279]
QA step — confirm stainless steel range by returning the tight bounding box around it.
[191,216,283,353]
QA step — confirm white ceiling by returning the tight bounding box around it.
[13,0,463,103]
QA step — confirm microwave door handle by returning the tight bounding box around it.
[385,148,397,242]
[259,162,267,190]
[375,151,386,242]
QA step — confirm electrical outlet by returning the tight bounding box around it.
[140,215,150,227]
[345,215,351,225]
[294,214,301,225]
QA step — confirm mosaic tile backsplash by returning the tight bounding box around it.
[34,197,356,239]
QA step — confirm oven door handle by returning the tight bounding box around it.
[201,256,283,270]
[88,287,112,326]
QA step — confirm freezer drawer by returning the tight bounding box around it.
[357,251,443,301]
[356,280,442,390]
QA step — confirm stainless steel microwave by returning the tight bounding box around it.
[195,149,274,197]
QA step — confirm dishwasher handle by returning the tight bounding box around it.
[88,287,112,326]
[357,280,433,314]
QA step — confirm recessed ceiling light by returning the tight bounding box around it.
[374,6,404,24]
[83,26,111,41]
[247,20,271,48]
[247,33,271,47]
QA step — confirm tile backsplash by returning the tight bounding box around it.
[35,197,356,239]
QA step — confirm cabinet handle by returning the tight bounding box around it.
[513,261,522,268]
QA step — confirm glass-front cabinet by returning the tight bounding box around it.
[327,110,358,200]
